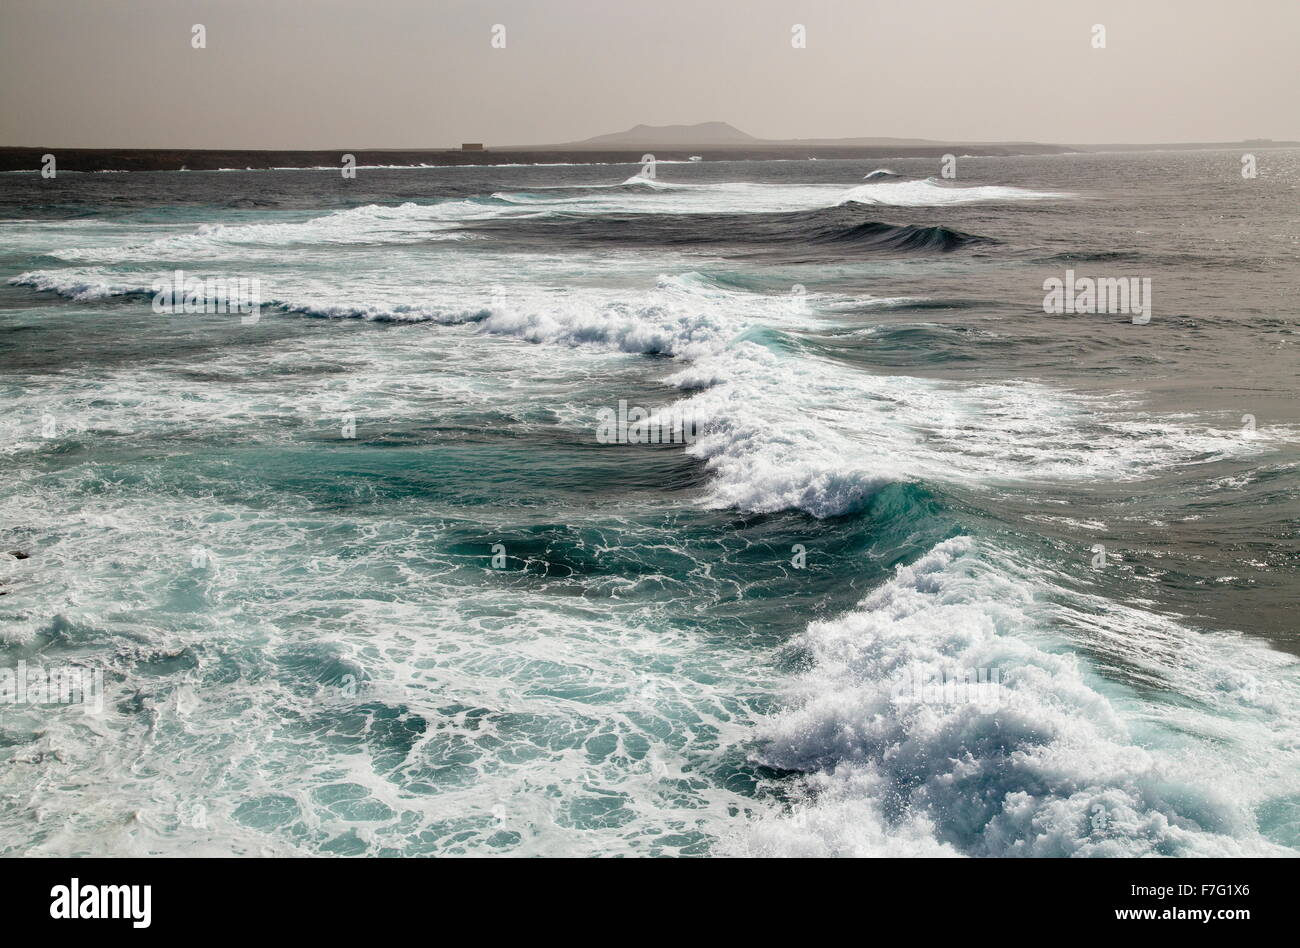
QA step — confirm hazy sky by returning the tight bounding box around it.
[2,0,1297,148]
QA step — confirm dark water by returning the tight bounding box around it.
[0,151,1296,856]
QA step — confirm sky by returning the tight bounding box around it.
[1,0,1297,149]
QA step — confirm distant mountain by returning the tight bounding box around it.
[540,122,1062,153]
[571,122,760,147]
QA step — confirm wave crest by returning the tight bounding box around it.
[733,537,1300,857]
[841,178,1072,207]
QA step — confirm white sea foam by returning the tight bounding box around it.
[620,174,678,189]
[4,178,1294,859]
[729,537,1300,857]
[47,203,483,262]
[37,173,1072,267]
[9,267,153,301]
[495,179,850,214]
[841,177,1072,206]
[12,261,1283,506]
[0,471,771,856]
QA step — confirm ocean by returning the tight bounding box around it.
[0,150,1297,857]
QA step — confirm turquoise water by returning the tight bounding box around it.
[1,153,1297,856]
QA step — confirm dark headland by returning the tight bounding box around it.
[2,122,1293,172]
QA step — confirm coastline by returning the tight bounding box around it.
[0,143,1072,173]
